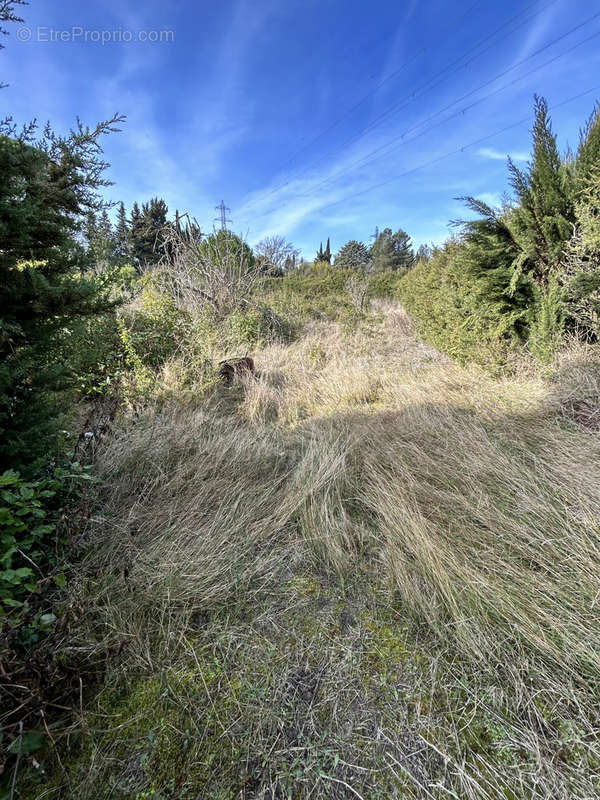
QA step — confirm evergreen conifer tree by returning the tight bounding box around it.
[129,201,144,272]
[129,197,168,268]
[334,240,370,269]
[0,116,122,469]
[574,106,600,192]
[114,201,130,264]
[371,228,414,271]
[508,95,574,284]
[96,209,114,269]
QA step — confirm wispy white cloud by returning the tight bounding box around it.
[236,116,456,249]
[511,0,563,66]
[93,0,275,215]
[477,191,503,208]
[477,147,528,162]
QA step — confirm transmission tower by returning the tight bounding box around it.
[370,226,380,242]
[214,200,232,230]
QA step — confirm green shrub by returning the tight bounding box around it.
[120,284,190,371]
[561,171,600,339]
[0,119,121,474]
[367,269,405,300]
[112,263,140,296]
[69,312,127,398]
[116,276,291,399]
[397,243,527,368]
[0,466,91,631]
[261,264,355,325]
[396,100,600,370]
[229,306,269,348]
[0,471,56,617]
[263,266,403,330]
[529,278,566,364]
[340,306,371,336]
[228,304,291,349]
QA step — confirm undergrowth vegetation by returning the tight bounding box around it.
[10,296,600,799]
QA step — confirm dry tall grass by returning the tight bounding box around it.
[28,300,600,799]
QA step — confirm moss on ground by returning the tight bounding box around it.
[17,569,600,799]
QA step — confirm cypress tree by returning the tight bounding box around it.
[130,197,168,268]
[96,209,114,270]
[561,110,600,339]
[84,209,115,271]
[574,106,600,191]
[129,201,144,272]
[508,95,574,284]
[114,201,130,264]
[394,229,415,271]
[456,197,533,342]
[84,211,97,249]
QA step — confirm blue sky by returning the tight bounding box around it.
[2,0,600,258]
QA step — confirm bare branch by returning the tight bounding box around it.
[160,225,263,316]
[255,235,300,276]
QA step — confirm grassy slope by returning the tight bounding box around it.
[20,301,600,799]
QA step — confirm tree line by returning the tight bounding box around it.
[84,201,423,278]
[313,228,429,273]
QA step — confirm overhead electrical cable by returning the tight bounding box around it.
[239,14,600,226]
[314,84,600,215]
[268,0,483,176]
[295,23,600,200]
[242,0,561,214]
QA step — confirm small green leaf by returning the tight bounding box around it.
[1,597,23,608]
[7,732,45,754]
[0,471,21,486]
[54,573,67,588]
[14,567,34,579]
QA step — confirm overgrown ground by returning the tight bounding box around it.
[17,300,600,799]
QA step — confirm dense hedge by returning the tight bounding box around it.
[397,242,531,367]
[398,98,600,368]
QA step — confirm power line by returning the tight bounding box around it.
[241,15,600,226]
[316,0,563,163]
[242,0,560,214]
[295,22,600,201]
[243,0,542,211]
[243,84,599,234]
[313,83,600,215]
